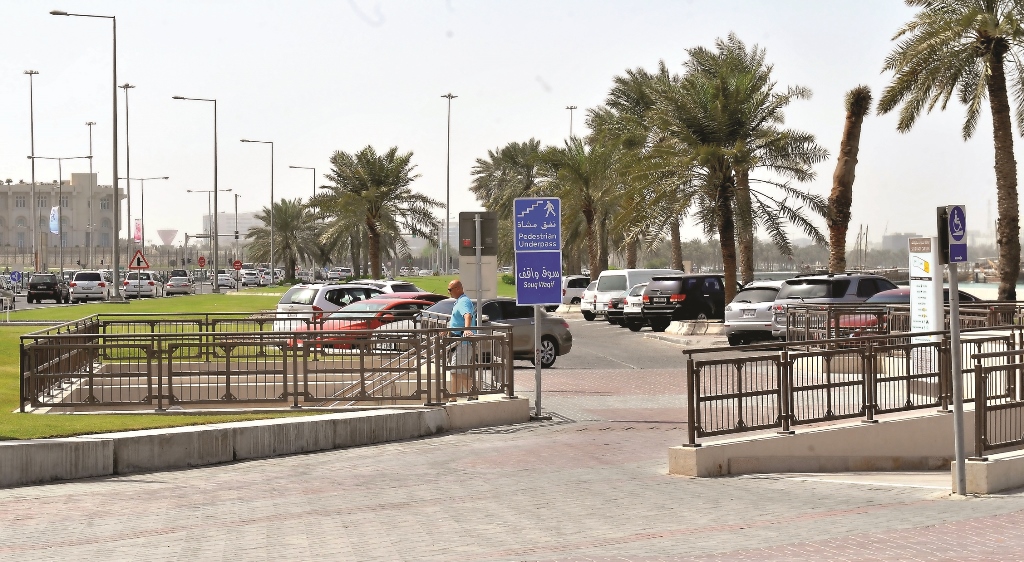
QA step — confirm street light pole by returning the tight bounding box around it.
[118,176,168,255]
[50,10,122,299]
[120,83,134,270]
[174,96,220,292]
[241,139,274,284]
[86,121,96,267]
[187,188,230,280]
[288,165,315,201]
[566,105,577,137]
[441,92,457,274]
[25,70,39,272]
[234,193,241,260]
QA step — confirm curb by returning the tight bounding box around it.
[0,398,530,488]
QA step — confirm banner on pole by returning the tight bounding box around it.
[133,219,142,243]
[48,207,59,235]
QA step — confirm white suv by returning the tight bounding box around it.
[70,270,110,303]
[562,275,591,305]
[274,283,384,330]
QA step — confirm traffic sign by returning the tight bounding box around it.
[198,256,206,268]
[128,249,151,270]
[10,271,21,283]
[515,251,562,305]
[233,260,243,271]
[947,205,967,263]
[513,198,561,252]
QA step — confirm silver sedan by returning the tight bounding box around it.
[165,277,196,296]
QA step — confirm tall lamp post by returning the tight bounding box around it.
[233,193,241,260]
[26,155,92,279]
[288,165,316,201]
[566,105,578,137]
[118,176,168,253]
[240,139,275,284]
[50,9,122,299]
[25,70,40,272]
[441,92,457,274]
[173,95,220,292]
[85,121,96,267]
[119,83,134,270]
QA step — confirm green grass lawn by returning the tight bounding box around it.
[1,293,311,440]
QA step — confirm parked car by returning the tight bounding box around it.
[353,280,423,293]
[770,273,899,339]
[562,275,591,305]
[165,276,196,296]
[274,283,384,330]
[291,298,434,349]
[374,291,447,304]
[424,297,573,368]
[592,269,683,321]
[240,270,260,287]
[123,272,164,298]
[0,276,16,309]
[622,282,648,331]
[865,287,981,304]
[168,268,193,282]
[580,281,599,321]
[215,274,237,289]
[724,280,783,345]
[605,293,628,325]
[28,273,70,304]
[69,270,110,303]
[641,274,728,331]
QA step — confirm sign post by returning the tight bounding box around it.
[233,260,243,292]
[514,197,561,419]
[938,205,968,495]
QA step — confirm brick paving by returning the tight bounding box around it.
[4,325,1024,561]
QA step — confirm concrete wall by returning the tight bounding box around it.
[1,398,529,488]
[669,411,975,477]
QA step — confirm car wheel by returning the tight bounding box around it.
[728,335,743,346]
[627,322,642,332]
[539,336,558,368]
[606,316,617,324]
[651,321,670,332]
[695,310,709,321]
[582,311,595,321]
[570,297,581,305]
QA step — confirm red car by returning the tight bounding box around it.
[840,287,982,336]
[291,298,433,349]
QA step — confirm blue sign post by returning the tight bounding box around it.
[947,205,967,263]
[514,197,561,419]
[513,197,561,306]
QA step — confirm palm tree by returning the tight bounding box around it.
[316,146,441,279]
[828,86,872,272]
[245,198,318,282]
[470,140,546,264]
[878,0,1024,300]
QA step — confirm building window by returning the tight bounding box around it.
[14,195,25,208]
[100,197,110,210]
[36,195,47,208]
[100,232,110,247]
[16,233,24,248]
[61,195,69,208]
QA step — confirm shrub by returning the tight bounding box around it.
[501,273,515,285]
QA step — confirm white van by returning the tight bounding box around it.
[562,275,592,305]
[591,269,683,320]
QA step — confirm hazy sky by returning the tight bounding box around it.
[0,0,1011,247]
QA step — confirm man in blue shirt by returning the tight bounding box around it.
[447,279,477,398]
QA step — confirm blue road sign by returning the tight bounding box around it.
[515,251,562,305]
[10,271,21,282]
[947,205,968,263]
[513,198,560,252]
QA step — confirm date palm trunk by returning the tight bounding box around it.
[625,238,638,268]
[670,216,683,271]
[367,220,381,280]
[717,180,739,302]
[988,49,1021,300]
[584,209,598,281]
[735,168,755,285]
[598,214,610,273]
[828,86,871,273]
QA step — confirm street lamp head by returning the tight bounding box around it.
[161,176,169,180]
[171,96,185,100]
[49,10,68,15]
[442,93,458,99]
[120,83,135,90]
[24,70,39,75]
[86,121,96,126]
[240,139,251,143]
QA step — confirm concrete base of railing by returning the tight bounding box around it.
[669,409,976,478]
[0,397,529,488]
[963,451,1024,494]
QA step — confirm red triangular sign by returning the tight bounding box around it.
[128,249,151,269]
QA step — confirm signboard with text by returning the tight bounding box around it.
[514,197,561,305]
[909,237,943,374]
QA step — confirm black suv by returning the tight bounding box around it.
[28,273,70,304]
[641,274,726,331]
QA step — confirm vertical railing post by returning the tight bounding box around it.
[291,342,300,409]
[685,356,699,446]
[19,341,26,413]
[505,327,515,398]
[779,350,792,433]
[974,361,986,459]
[864,342,877,423]
[940,336,951,412]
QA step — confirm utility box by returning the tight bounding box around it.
[458,212,498,257]
[460,255,498,299]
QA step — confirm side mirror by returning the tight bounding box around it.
[480,314,490,323]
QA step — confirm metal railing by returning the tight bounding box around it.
[972,347,1024,457]
[683,326,1021,446]
[20,312,514,411]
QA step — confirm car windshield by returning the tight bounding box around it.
[629,284,647,297]
[732,287,779,304]
[279,287,317,306]
[32,274,56,283]
[426,299,456,316]
[330,301,388,318]
[778,280,849,299]
[125,273,151,281]
[74,272,102,282]
[597,275,627,291]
